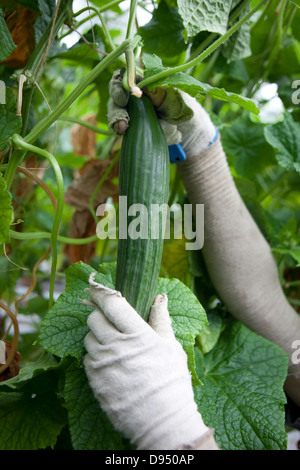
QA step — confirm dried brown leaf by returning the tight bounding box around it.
[70,114,97,157]
[65,157,119,212]
[2,6,37,69]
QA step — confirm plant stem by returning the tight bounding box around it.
[137,0,266,90]
[11,135,64,309]
[257,171,289,203]
[58,116,113,135]
[58,0,126,40]
[73,4,115,52]
[9,229,99,245]
[20,0,73,136]
[126,0,138,40]
[24,39,131,145]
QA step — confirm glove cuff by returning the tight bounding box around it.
[136,400,210,450]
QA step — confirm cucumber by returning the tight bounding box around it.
[115,94,170,321]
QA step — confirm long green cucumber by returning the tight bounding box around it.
[115,94,170,321]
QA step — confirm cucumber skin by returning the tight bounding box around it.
[115,94,170,321]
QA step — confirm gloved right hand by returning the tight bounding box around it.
[107,69,217,155]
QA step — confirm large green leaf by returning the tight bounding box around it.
[0,88,22,151]
[221,113,275,177]
[194,320,288,450]
[63,358,131,450]
[264,113,300,174]
[0,9,16,62]
[0,351,59,390]
[177,0,231,37]
[0,173,13,243]
[222,0,251,62]
[138,0,187,58]
[156,277,207,385]
[143,54,260,114]
[36,262,110,358]
[0,372,67,450]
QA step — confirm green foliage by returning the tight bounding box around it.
[0,173,13,243]
[0,9,16,62]
[0,0,299,451]
[222,113,275,177]
[177,0,232,37]
[0,88,22,151]
[194,320,289,450]
[138,0,187,58]
[264,112,300,174]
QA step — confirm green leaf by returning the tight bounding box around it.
[91,0,122,12]
[177,0,231,37]
[291,0,300,7]
[138,0,187,58]
[222,1,251,62]
[221,113,275,177]
[36,262,114,358]
[196,308,226,354]
[63,358,131,450]
[264,113,300,174]
[272,246,300,266]
[0,351,59,390]
[161,238,190,284]
[0,9,16,62]
[156,277,207,385]
[143,54,260,114]
[0,87,22,151]
[34,0,55,43]
[55,43,99,65]
[0,376,67,450]
[0,255,21,302]
[0,173,13,243]
[194,320,288,450]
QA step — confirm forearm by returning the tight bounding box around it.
[177,138,300,387]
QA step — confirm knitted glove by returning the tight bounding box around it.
[83,273,219,450]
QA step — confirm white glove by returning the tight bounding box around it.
[83,273,217,450]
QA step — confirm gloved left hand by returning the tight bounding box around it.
[83,273,218,450]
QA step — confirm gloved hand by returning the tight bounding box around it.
[107,70,217,154]
[83,272,219,450]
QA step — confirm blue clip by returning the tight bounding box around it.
[168,143,186,163]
